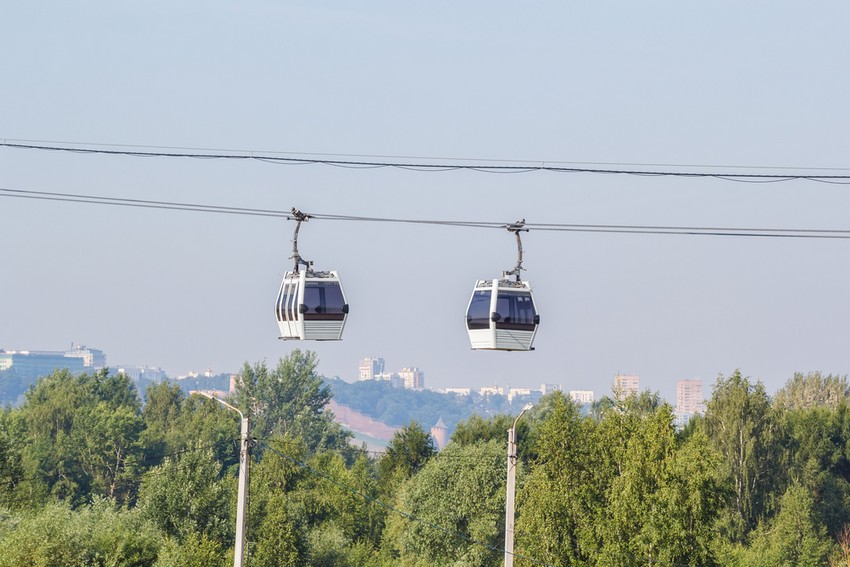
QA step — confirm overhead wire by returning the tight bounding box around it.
[2,186,850,240]
[3,139,850,183]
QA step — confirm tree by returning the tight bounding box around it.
[703,370,777,540]
[140,382,186,457]
[515,393,599,566]
[248,436,310,566]
[377,421,435,495]
[72,401,144,503]
[137,445,232,544]
[742,482,833,567]
[16,369,145,506]
[773,402,850,536]
[389,440,505,566]
[233,351,354,456]
[598,413,724,567]
[0,499,162,567]
[774,372,850,412]
[0,410,25,509]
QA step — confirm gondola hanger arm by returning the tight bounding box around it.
[502,219,527,282]
[290,208,314,273]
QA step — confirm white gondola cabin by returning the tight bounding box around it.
[466,219,539,351]
[465,278,539,351]
[275,208,349,341]
[276,269,349,340]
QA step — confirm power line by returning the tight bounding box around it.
[3,186,849,240]
[3,139,850,183]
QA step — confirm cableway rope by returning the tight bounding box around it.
[2,186,850,239]
[3,140,850,184]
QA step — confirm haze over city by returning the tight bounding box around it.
[3,2,850,404]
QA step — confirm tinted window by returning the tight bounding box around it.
[302,281,347,320]
[466,290,491,330]
[494,291,537,330]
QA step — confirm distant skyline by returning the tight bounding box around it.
[3,2,849,405]
[0,339,800,404]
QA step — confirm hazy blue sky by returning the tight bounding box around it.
[2,2,849,401]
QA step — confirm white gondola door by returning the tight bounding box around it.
[276,270,305,340]
[299,272,348,340]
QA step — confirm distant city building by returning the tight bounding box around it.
[358,357,385,381]
[0,347,98,381]
[398,367,425,390]
[614,374,640,399]
[65,344,107,370]
[676,379,705,415]
[508,388,536,402]
[117,365,167,383]
[479,386,505,396]
[569,390,595,405]
[444,387,471,396]
[540,383,562,395]
[431,417,448,450]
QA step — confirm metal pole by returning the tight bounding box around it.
[505,403,532,567]
[198,392,249,567]
[234,415,250,567]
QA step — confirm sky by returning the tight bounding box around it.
[2,2,850,402]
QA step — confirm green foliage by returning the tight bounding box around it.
[391,440,505,567]
[137,445,232,544]
[451,413,513,446]
[740,483,833,567]
[16,369,144,506]
[141,383,240,467]
[249,439,386,566]
[10,356,850,566]
[154,532,227,567]
[516,393,599,566]
[234,351,354,457]
[251,492,301,567]
[703,370,778,541]
[0,499,162,567]
[377,421,435,496]
[515,393,725,567]
[0,411,26,509]
[774,371,850,412]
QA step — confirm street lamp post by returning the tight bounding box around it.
[199,392,250,567]
[505,402,533,567]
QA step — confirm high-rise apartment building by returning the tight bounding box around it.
[358,357,385,381]
[676,379,705,415]
[398,367,425,390]
[569,390,595,405]
[614,374,640,399]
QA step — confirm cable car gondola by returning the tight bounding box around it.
[275,209,349,341]
[465,220,539,351]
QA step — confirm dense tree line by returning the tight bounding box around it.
[3,358,850,565]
